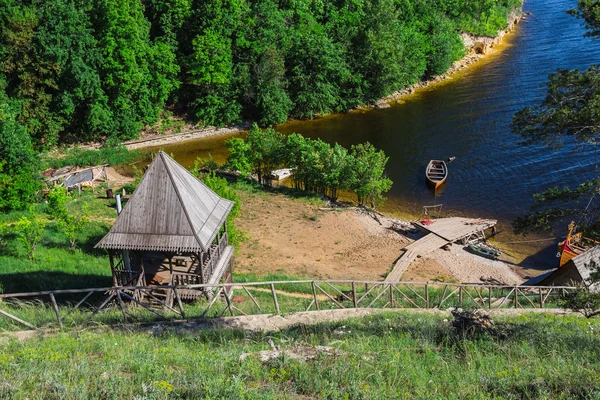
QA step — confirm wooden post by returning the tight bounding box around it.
[425,283,430,309]
[459,286,463,306]
[115,290,128,324]
[539,287,544,309]
[0,309,38,330]
[224,290,234,316]
[270,283,280,314]
[352,281,357,308]
[173,288,186,319]
[49,293,63,328]
[388,284,394,308]
[488,286,492,309]
[514,285,519,308]
[312,281,320,310]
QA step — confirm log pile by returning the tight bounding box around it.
[451,308,494,336]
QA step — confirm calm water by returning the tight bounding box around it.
[154,0,600,265]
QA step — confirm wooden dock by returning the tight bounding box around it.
[385,218,497,282]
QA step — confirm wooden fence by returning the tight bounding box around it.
[0,281,577,331]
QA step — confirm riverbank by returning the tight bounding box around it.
[234,186,524,285]
[96,7,524,152]
[374,10,525,108]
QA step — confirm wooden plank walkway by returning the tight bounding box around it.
[414,217,497,243]
[385,218,497,282]
[385,250,418,282]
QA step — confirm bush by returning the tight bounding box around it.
[11,209,46,260]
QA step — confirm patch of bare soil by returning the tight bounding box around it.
[401,256,455,283]
[236,191,409,281]
[105,166,135,188]
[236,190,526,285]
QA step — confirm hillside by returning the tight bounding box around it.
[1,311,599,399]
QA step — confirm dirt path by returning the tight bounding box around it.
[2,307,574,342]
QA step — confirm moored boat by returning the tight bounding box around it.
[426,160,447,189]
[466,244,501,260]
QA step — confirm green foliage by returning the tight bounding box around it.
[349,142,393,208]
[46,186,90,250]
[512,66,600,148]
[0,0,520,149]
[43,144,140,169]
[512,3,600,235]
[202,172,246,246]
[569,0,600,37]
[9,208,45,260]
[2,312,600,398]
[225,126,393,206]
[0,86,40,211]
[562,260,600,318]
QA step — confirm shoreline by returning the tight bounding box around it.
[105,8,524,151]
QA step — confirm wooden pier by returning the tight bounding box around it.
[385,217,497,282]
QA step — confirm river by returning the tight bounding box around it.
[150,0,600,268]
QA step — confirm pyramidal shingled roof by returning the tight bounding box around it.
[96,152,234,253]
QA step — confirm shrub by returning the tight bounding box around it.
[11,209,46,260]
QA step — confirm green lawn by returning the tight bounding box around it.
[0,311,599,399]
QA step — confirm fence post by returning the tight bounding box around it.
[270,283,280,314]
[115,290,128,324]
[388,284,394,308]
[352,281,357,308]
[425,283,430,309]
[539,287,544,309]
[49,293,63,328]
[459,286,463,307]
[488,286,492,309]
[312,281,320,310]
[514,285,519,308]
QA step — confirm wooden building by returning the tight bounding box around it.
[95,152,234,303]
[540,245,600,291]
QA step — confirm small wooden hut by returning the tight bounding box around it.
[95,152,234,303]
[540,245,600,291]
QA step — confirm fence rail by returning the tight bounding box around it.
[0,281,577,331]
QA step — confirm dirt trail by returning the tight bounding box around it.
[1,308,574,342]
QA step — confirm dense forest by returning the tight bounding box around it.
[0,0,520,148]
[0,0,520,211]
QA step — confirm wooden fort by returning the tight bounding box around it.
[95,152,234,303]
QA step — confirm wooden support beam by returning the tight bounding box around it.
[0,309,38,330]
[312,282,320,310]
[86,293,115,323]
[242,286,262,313]
[173,288,186,319]
[270,283,280,314]
[49,293,63,328]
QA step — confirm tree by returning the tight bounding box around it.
[244,124,286,185]
[562,260,600,318]
[11,208,45,260]
[350,142,393,208]
[511,1,600,234]
[0,81,39,211]
[91,0,179,139]
[47,186,89,250]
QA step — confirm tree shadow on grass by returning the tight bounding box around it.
[0,271,112,295]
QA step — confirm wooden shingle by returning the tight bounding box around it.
[95,152,233,252]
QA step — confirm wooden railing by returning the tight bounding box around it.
[201,231,228,281]
[0,280,577,331]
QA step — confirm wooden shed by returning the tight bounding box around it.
[95,151,234,303]
[539,245,600,291]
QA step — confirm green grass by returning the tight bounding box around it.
[42,145,143,169]
[0,191,115,293]
[0,311,599,399]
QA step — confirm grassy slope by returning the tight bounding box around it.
[1,311,599,399]
[0,181,326,294]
